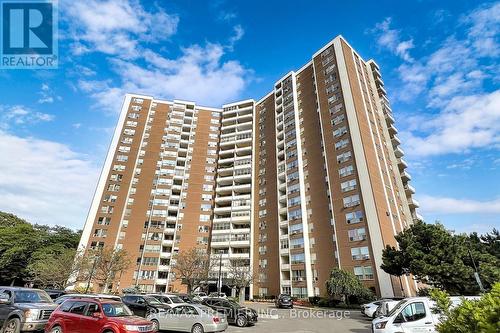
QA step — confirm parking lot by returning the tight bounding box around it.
[224,302,371,333]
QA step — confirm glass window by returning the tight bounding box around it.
[402,302,426,322]
[69,302,88,315]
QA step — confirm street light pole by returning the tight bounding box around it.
[217,251,223,295]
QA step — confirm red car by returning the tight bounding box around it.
[45,298,156,333]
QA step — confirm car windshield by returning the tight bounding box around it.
[227,300,242,308]
[144,297,162,305]
[387,300,407,317]
[169,296,184,303]
[102,303,133,317]
[14,290,52,303]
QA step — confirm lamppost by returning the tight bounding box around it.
[217,250,223,295]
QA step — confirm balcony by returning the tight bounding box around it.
[409,198,420,208]
[388,124,398,135]
[385,112,395,124]
[401,170,412,182]
[280,248,289,255]
[391,135,401,147]
[398,158,408,170]
[394,146,405,158]
[160,252,172,259]
[281,280,291,286]
[404,184,416,195]
[155,278,168,285]
[281,263,290,270]
[158,265,169,271]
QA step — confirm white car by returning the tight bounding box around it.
[372,296,480,333]
[148,303,228,333]
[208,292,227,299]
[361,300,384,318]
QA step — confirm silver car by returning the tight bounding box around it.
[148,303,228,333]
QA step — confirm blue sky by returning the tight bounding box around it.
[0,0,498,234]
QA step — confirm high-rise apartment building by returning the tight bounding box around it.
[77,36,420,298]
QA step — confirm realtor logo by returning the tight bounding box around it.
[1,0,58,69]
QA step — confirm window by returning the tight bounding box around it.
[341,179,357,192]
[123,129,135,136]
[200,204,211,212]
[343,194,360,208]
[337,151,352,163]
[289,223,303,234]
[116,155,128,162]
[289,208,302,220]
[202,194,212,201]
[354,266,374,280]
[339,165,354,177]
[333,126,347,138]
[291,253,305,264]
[199,215,210,222]
[113,164,126,171]
[290,238,304,249]
[346,210,364,224]
[401,302,427,322]
[335,138,349,150]
[351,246,370,260]
[348,228,366,241]
[332,114,345,125]
[202,184,213,192]
[69,302,87,315]
[288,196,301,207]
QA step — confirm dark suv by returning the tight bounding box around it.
[275,294,293,309]
[121,295,170,317]
[0,287,57,333]
[202,298,258,327]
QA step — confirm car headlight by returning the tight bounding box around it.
[24,309,40,321]
[123,325,141,331]
[375,321,388,329]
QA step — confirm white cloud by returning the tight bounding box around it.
[1,105,54,127]
[418,195,500,214]
[65,1,251,111]
[37,83,61,104]
[0,131,100,229]
[79,42,250,112]
[371,17,415,61]
[400,91,500,156]
[62,0,179,58]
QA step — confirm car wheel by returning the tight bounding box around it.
[50,326,63,333]
[191,323,204,333]
[236,315,248,327]
[151,319,160,332]
[4,318,20,333]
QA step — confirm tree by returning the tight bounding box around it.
[86,247,132,293]
[172,248,213,293]
[27,248,81,289]
[381,221,500,295]
[227,259,255,303]
[325,268,373,305]
[430,283,500,333]
[0,212,82,286]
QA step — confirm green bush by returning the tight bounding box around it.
[309,296,320,305]
[430,282,500,333]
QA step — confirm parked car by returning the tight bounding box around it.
[54,294,121,305]
[208,293,227,299]
[275,294,293,309]
[361,300,384,318]
[147,294,184,307]
[176,294,200,304]
[202,298,257,327]
[45,297,155,333]
[0,287,57,333]
[372,296,480,333]
[43,290,66,301]
[373,299,401,318]
[121,295,170,317]
[147,303,228,333]
[193,292,208,299]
